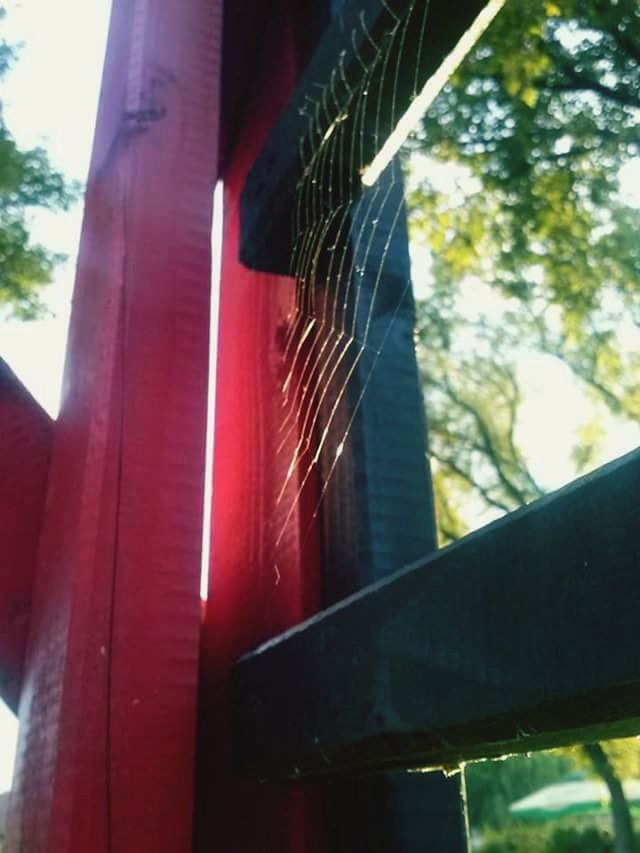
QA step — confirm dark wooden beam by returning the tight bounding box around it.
[232,448,640,781]
[239,0,490,274]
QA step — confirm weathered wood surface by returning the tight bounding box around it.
[315,158,469,850]
[318,160,436,600]
[6,1,221,849]
[0,360,52,712]
[194,3,327,851]
[233,448,640,781]
[219,1,330,173]
[240,0,489,273]
[317,770,470,853]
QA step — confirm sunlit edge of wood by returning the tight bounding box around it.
[361,0,507,187]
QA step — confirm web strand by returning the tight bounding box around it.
[273,0,438,550]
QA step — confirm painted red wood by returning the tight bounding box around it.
[0,360,52,713]
[6,1,221,850]
[194,3,323,850]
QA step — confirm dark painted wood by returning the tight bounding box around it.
[220,0,331,174]
[239,0,489,274]
[232,448,640,781]
[317,770,469,853]
[316,157,469,849]
[319,159,436,601]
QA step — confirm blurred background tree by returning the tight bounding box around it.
[465,752,574,831]
[0,6,75,319]
[406,0,640,850]
[465,743,640,852]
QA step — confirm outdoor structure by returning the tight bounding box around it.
[0,1,638,851]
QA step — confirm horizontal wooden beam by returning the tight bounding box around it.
[239,0,489,274]
[232,449,640,781]
[0,359,52,712]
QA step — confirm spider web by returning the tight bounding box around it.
[272,0,502,552]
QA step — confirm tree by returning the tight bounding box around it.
[465,751,573,831]
[408,0,640,431]
[0,8,76,319]
[405,0,640,849]
[413,288,640,850]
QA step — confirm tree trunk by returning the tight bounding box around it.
[582,743,637,853]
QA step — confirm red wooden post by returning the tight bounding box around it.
[194,3,324,850]
[0,361,52,713]
[6,1,221,849]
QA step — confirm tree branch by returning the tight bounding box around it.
[429,448,514,515]
[438,379,533,507]
[583,743,638,853]
[542,56,640,111]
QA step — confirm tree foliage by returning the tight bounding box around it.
[466,752,573,831]
[407,0,640,538]
[0,8,75,318]
[406,0,640,848]
[411,0,640,314]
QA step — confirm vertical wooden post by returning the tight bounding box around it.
[319,159,471,853]
[194,3,326,851]
[6,1,221,849]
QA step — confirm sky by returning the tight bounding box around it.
[0,0,112,415]
[0,0,113,793]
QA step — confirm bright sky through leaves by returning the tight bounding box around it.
[0,0,112,794]
[0,0,112,415]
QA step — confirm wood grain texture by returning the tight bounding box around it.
[0,360,52,712]
[6,1,221,849]
[319,159,436,604]
[233,448,640,781]
[193,3,327,851]
[315,158,469,850]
